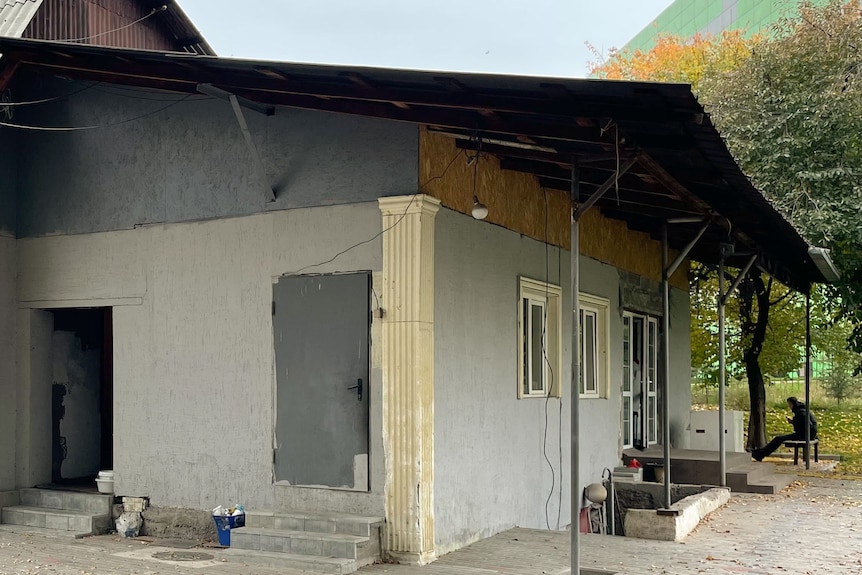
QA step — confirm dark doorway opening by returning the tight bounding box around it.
[49,308,113,484]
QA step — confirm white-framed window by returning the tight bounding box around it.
[579,293,610,399]
[518,277,562,398]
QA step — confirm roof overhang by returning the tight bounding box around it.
[0,37,833,290]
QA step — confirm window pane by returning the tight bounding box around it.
[531,302,544,392]
[578,310,584,393]
[649,401,657,443]
[622,317,631,392]
[623,396,631,446]
[523,298,530,396]
[648,320,657,393]
[584,312,596,393]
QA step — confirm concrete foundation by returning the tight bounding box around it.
[624,487,730,541]
[140,506,217,541]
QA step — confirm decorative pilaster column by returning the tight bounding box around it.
[378,194,440,565]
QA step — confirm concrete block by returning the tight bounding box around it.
[45,513,70,530]
[230,530,260,551]
[20,490,41,507]
[122,497,148,513]
[260,534,286,553]
[322,538,356,559]
[291,535,323,556]
[22,510,46,528]
[40,491,65,510]
[247,510,275,529]
[0,491,20,509]
[274,516,305,531]
[68,515,93,532]
[305,518,336,533]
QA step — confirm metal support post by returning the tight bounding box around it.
[570,163,581,574]
[805,289,812,470]
[718,253,727,486]
[661,224,671,508]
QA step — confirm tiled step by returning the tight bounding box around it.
[1,505,111,534]
[20,488,112,516]
[247,510,384,537]
[221,548,358,575]
[231,526,376,562]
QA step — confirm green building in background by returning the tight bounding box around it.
[626,0,832,52]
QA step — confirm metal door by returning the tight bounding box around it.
[273,273,370,490]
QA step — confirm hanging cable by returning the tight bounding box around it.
[0,94,197,131]
[61,5,168,43]
[0,82,100,108]
[285,148,465,276]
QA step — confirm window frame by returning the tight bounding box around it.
[579,293,610,399]
[518,277,562,399]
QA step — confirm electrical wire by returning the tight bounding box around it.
[540,186,564,531]
[61,5,167,43]
[0,82,100,107]
[285,148,465,276]
[0,94,195,131]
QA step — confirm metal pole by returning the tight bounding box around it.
[805,289,811,470]
[661,223,671,508]
[570,164,581,573]
[718,254,727,485]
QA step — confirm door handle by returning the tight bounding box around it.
[347,378,363,401]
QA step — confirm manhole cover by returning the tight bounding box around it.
[152,551,214,562]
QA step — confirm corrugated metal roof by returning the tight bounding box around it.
[0,0,42,38]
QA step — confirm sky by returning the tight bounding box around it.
[177,0,675,78]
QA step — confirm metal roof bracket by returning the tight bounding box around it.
[572,155,638,221]
[665,219,710,278]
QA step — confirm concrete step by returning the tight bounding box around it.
[231,526,376,562]
[726,461,776,491]
[247,510,384,537]
[744,473,796,495]
[1,505,111,534]
[20,488,112,516]
[221,548,359,574]
[0,523,92,539]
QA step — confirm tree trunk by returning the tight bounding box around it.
[738,272,771,450]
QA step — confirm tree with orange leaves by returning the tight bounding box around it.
[592,2,862,451]
[590,29,760,94]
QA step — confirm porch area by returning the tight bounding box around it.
[622,446,795,494]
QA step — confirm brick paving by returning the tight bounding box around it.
[0,477,860,575]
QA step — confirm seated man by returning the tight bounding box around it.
[752,396,817,462]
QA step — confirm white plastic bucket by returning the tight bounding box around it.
[96,470,114,494]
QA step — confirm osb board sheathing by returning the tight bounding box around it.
[419,128,688,291]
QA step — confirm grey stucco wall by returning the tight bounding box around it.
[669,286,693,448]
[15,203,382,510]
[433,208,691,554]
[0,236,16,490]
[13,75,418,237]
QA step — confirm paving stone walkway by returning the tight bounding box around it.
[0,477,859,575]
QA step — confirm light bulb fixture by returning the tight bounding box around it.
[471,195,488,220]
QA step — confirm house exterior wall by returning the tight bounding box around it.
[0,236,16,491]
[433,206,692,554]
[16,203,383,509]
[0,130,16,492]
[13,76,418,237]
